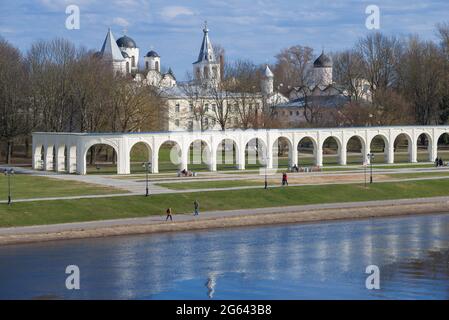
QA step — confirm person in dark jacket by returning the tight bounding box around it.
[166,208,173,221]
[194,200,200,216]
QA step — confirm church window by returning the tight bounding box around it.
[132,56,135,67]
[155,61,159,71]
[126,62,130,73]
[175,103,180,112]
[204,66,209,79]
[175,119,180,127]
[146,61,149,70]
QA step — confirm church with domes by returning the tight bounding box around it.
[97,24,370,130]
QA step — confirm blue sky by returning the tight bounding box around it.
[1,0,448,79]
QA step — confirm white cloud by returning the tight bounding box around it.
[160,6,194,19]
[113,17,130,27]
[0,27,15,34]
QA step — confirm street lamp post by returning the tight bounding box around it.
[2,168,14,205]
[142,162,151,196]
[264,157,268,190]
[367,153,375,184]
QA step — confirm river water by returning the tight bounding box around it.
[0,213,449,300]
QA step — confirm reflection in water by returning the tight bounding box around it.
[1,213,449,299]
[205,273,218,299]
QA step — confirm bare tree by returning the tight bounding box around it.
[397,36,445,124]
[0,38,27,163]
[273,45,314,92]
[333,50,366,101]
[437,23,449,124]
[357,33,402,97]
[26,38,77,132]
[226,60,261,129]
[70,50,112,132]
[181,74,211,131]
[110,77,163,132]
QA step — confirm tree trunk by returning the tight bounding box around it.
[25,138,30,158]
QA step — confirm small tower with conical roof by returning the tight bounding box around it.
[261,65,274,96]
[99,28,127,75]
[313,50,333,86]
[193,22,220,86]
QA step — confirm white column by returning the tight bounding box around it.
[237,143,245,170]
[181,146,188,171]
[76,146,86,175]
[430,140,438,162]
[56,146,65,172]
[410,139,418,163]
[43,146,53,171]
[266,143,273,169]
[209,145,217,172]
[117,150,130,175]
[32,144,42,170]
[290,142,298,167]
[315,144,323,167]
[116,139,130,175]
[364,144,371,164]
[386,142,394,164]
[67,146,76,173]
[151,148,159,174]
[339,143,347,165]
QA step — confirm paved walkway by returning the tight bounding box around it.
[2,196,449,236]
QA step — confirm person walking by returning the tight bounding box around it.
[166,207,173,221]
[282,172,288,186]
[194,200,200,216]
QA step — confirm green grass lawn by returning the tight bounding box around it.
[156,180,262,190]
[0,174,124,200]
[3,178,449,227]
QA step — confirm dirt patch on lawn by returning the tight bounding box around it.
[263,173,392,185]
